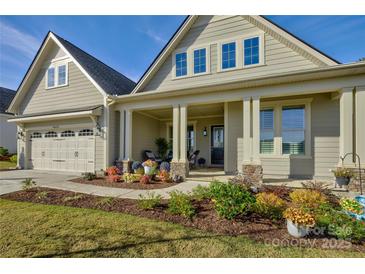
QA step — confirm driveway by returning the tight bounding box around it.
[0,169,210,198]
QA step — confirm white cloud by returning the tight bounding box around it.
[0,21,40,59]
[142,28,167,45]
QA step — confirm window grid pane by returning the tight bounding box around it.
[244,37,260,66]
[194,48,206,74]
[222,42,236,69]
[58,65,66,86]
[260,109,274,154]
[282,106,305,155]
[176,52,187,77]
[47,68,55,87]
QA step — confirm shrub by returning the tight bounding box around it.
[259,185,291,200]
[105,166,119,176]
[0,147,8,156]
[123,173,140,183]
[289,189,327,209]
[301,180,331,195]
[63,194,84,202]
[155,137,169,159]
[140,175,151,184]
[191,185,211,201]
[160,161,170,172]
[82,172,96,181]
[283,207,316,227]
[138,192,162,210]
[21,178,36,191]
[9,155,17,163]
[254,192,287,220]
[340,198,364,215]
[168,190,195,218]
[96,197,115,207]
[209,181,255,220]
[107,175,121,183]
[36,191,48,200]
[158,170,170,183]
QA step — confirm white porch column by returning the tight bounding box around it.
[339,87,354,166]
[252,96,261,164]
[179,104,188,162]
[242,97,251,164]
[118,109,125,160]
[172,104,180,162]
[124,109,133,161]
[356,86,365,163]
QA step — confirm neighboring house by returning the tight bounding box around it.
[0,87,17,154]
[7,16,365,183]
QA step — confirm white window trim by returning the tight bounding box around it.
[260,98,312,159]
[217,40,239,72]
[191,46,211,76]
[45,62,69,89]
[172,48,189,79]
[242,33,265,68]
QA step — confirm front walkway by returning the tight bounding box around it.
[0,170,210,199]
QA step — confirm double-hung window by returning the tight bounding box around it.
[221,42,236,70]
[58,65,66,86]
[244,37,260,66]
[47,67,55,88]
[282,106,305,155]
[193,48,206,74]
[260,109,274,154]
[46,63,68,88]
[175,52,187,77]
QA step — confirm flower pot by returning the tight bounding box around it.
[144,166,156,176]
[355,195,365,207]
[336,176,350,187]
[286,220,309,238]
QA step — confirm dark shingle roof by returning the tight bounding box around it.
[0,87,16,114]
[53,33,136,96]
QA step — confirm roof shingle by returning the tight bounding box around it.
[0,87,16,114]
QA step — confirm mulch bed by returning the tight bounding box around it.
[70,177,178,190]
[1,187,364,252]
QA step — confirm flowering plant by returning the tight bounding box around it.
[105,166,119,176]
[283,207,316,227]
[107,175,121,183]
[340,198,364,215]
[331,167,354,178]
[123,173,141,184]
[289,189,327,209]
[140,175,151,184]
[158,170,171,183]
[142,159,157,168]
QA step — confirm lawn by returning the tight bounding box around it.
[0,161,16,170]
[0,199,364,258]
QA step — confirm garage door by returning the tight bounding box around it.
[29,129,95,172]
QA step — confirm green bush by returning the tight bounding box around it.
[9,154,17,163]
[138,192,162,210]
[21,178,36,191]
[210,181,255,220]
[191,185,211,201]
[168,190,195,218]
[254,192,287,220]
[0,147,8,156]
[82,172,96,181]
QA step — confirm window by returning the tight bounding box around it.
[58,65,66,86]
[187,125,195,153]
[244,37,260,66]
[260,109,274,154]
[61,130,75,137]
[193,48,206,74]
[47,67,55,88]
[30,132,42,139]
[45,131,57,138]
[79,129,93,136]
[282,106,305,155]
[221,42,236,69]
[175,52,187,77]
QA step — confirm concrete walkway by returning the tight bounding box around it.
[0,170,210,199]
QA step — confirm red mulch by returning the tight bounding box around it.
[1,187,364,252]
[70,177,178,190]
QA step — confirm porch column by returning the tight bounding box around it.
[118,109,125,161]
[242,97,251,164]
[356,86,365,163]
[124,109,133,161]
[179,104,187,163]
[172,104,180,162]
[339,87,354,166]
[252,96,261,164]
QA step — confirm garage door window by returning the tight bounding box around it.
[61,130,75,137]
[79,129,93,136]
[31,132,42,139]
[45,131,57,138]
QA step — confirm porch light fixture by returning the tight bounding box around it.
[203,127,207,137]
[17,130,24,140]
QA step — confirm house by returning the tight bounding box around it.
[7,15,365,183]
[0,87,17,154]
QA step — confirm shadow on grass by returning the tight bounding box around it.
[35,234,229,258]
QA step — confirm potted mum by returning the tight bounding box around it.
[283,207,316,238]
[142,159,157,176]
[332,167,354,187]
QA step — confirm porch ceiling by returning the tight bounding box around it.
[137,102,224,120]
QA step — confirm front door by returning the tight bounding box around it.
[211,125,224,165]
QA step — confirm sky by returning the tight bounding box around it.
[1,15,365,90]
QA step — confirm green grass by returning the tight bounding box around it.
[0,161,16,170]
[0,199,364,258]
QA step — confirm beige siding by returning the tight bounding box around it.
[20,61,104,114]
[142,15,320,93]
[226,101,243,173]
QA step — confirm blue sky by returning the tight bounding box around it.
[1,15,365,90]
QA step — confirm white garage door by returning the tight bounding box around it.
[29,129,95,172]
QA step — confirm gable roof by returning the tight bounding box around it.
[0,87,16,114]
[132,15,339,94]
[8,31,136,113]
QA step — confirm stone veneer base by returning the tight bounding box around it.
[242,164,263,185]
[170,161,189,179]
